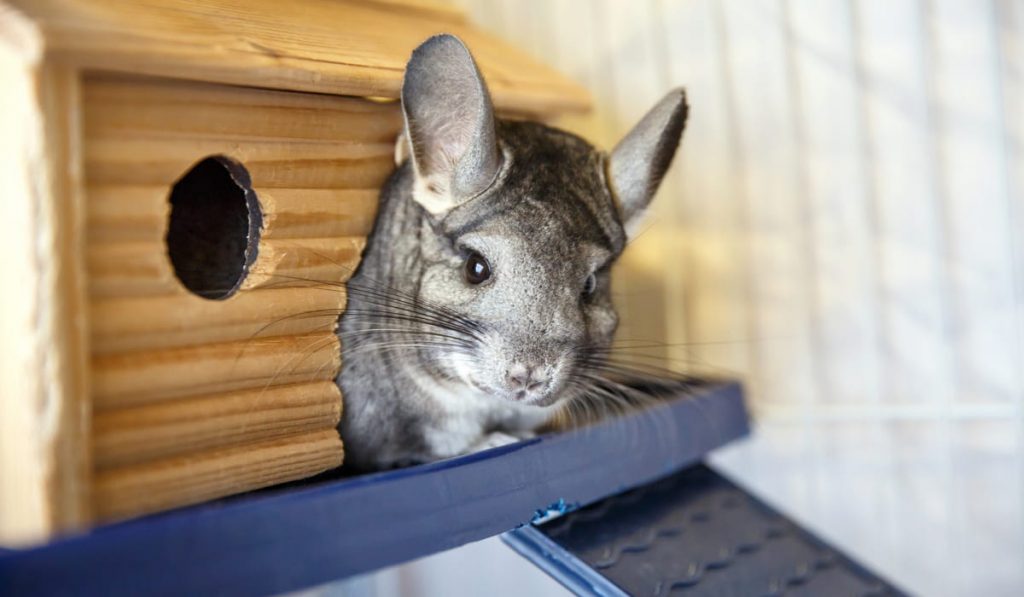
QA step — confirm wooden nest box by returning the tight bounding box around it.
[0,0,589,545]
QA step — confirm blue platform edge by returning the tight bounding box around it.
[0,380,747,597]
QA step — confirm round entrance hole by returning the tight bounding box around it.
[166,156,262,300]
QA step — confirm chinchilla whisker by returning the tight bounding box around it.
[339,311,476,333]
[245,309,345,339]
[341,311,482,341]
[344,303,479,329]
[562,381,639,427]
[611,337,758,349]
[341,297,478,324]
[571,371,664,407]
[229,308,352,371]
[575,352,694,378]
[253,245,359,279]
[339,329,475,348]
[573,355,672,378]
[591,354,733,381]
[564,375,680,449]
[258,333,340,392]
[347,283,484,332]
[581,366,724,448]
[578,366,721,445]
[344,298,483,339]
[341,342,474,358]
[256,272,482,335]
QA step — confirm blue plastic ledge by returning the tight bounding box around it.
[0,379,747,597]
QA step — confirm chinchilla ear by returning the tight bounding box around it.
[400,34,501,216]
[607,89,688,238]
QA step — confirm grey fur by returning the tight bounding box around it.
[402,35,501,214]
[337,35,688,470]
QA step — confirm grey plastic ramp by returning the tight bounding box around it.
[503,464,906,596]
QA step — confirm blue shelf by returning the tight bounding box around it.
[0,379,747,597]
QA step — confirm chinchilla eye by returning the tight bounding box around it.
[583,273,597,296]
[464,251,491,285]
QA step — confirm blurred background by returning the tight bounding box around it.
[326,1,1024,595]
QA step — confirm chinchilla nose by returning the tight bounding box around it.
[505,362,550,392]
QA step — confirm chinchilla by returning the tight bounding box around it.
[337,34,687,469]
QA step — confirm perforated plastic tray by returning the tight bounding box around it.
[504,463,906,596]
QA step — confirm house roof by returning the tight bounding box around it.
[4,0,591,117]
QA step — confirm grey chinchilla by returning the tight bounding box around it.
[337,34,688,469]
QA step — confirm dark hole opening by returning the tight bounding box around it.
[166,156,261,300]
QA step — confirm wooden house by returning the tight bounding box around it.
[0,0,589,545]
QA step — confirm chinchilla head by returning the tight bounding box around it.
[380,34,687,408]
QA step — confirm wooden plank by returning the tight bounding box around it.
[87,185,379,243]
[84,74,404,144]
[85,136,395,188]
[7,0,591,117]
[90,286,346,353]
[93,381,342,469]
[92,332,342,409]
[93,429,344,521]
[0,7,91,543]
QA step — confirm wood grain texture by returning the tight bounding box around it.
[243,237,366,290]
[93,429,344,521]
[92,332,342,409]
[90,286,346,354]
[0,7,91,542]
[84,74,404,144]
[85,136,395,188]
[87,241,181,297]
[8,0,590,117]
[87,237,364,297]
[80,73,385,521]
[87,185,379,244]
[93,381,342,469]
[259,188,379,240]
[86,185,169,243]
